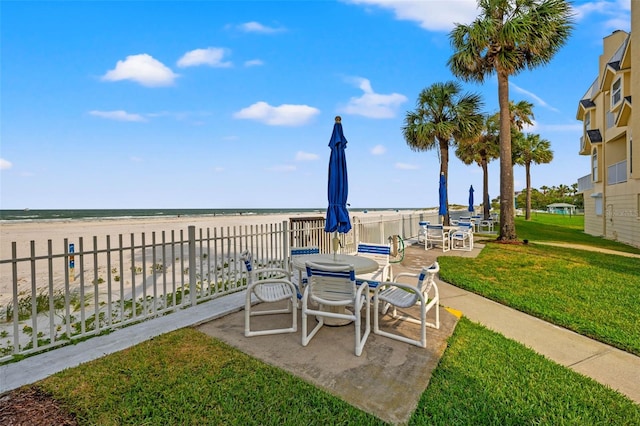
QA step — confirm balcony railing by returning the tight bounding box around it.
[577,174,594,192]
[607,160,627,185]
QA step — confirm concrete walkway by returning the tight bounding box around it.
[533,241,640,258]
[2,241,639,412]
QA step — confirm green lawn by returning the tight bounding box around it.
[438,214,640,355]
[15,214,640,423]
[36,324,640,425]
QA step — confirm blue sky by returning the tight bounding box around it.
[0,0,632,210]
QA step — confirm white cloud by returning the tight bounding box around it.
[339,77,407,119]
[177,47,232,68]
[244,59,264,67]
[238,21,285,33]
[296,151,319,161]
[0,158,12,170]
[266,165,296,172]
[572,0,631,31]
[233,101,320,126]
[89,110,146,122]
[510,82,559,112]
[102,54,178,87]
[371,144,386,155]
[345,0,478,31]
[395,162,419,170]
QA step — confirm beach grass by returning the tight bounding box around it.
[34,322,640,425]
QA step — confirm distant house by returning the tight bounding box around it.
[547,203,576,215]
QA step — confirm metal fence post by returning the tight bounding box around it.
[283,221,289,263]
[188,226,197,307]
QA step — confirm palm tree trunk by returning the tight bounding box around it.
[525,162,531,220]
[497,70,517,241]
[482,158,490,220]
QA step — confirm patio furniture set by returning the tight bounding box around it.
[241,243,440,356]
[418,217,496,252]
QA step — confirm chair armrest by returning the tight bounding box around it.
[391,271,419,281]
[356,281,370,298]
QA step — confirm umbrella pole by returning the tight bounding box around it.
[332,231,340,260]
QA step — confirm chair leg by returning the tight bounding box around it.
[245,288,298,337]
[355,296,370,356]
[301,302,324,347]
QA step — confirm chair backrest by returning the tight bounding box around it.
[242,250,287,284]
[305,261,356,305]
[459,216,470,221]
[290,246,320,257]
[418,221,429,227]
[357,242,390,265]
[426,224,444,237]
[457,222,473,232]
[241,250,255,284]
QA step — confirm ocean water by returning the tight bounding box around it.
[0,208,331,223]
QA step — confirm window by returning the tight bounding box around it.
[611,77,622,108]
[592,148,598,181]
[595,198,603,216]
[585,111,591,130]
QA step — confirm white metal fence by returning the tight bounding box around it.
[0,211,437,362]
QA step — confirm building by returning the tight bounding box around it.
[546,203,576,215]
[576,3,640,248]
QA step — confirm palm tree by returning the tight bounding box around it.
[570,183,578,196]
[509,100,535,132]
[540,185,550,195]
[513,133,553,220]
[557,184,569,198]
[448,0,573,241]
[455,113,500,219]
[402,81,483,225]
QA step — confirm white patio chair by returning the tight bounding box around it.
[425,224,450,252]
[479,219,495,234]
[241,250,298,337]
[302,261,371,356]
[451,222,474,251]
[289,246,320,298]
[354,242,392,291]
[417,221,429,245]
[373,262,440,348]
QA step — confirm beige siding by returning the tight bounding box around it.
[582,190,604,237]
[605,191,640,248]
[632,0,640,180]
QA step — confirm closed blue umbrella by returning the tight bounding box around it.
[438,172,447,219]
[468,185,475,213]
[325,117,351,256]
